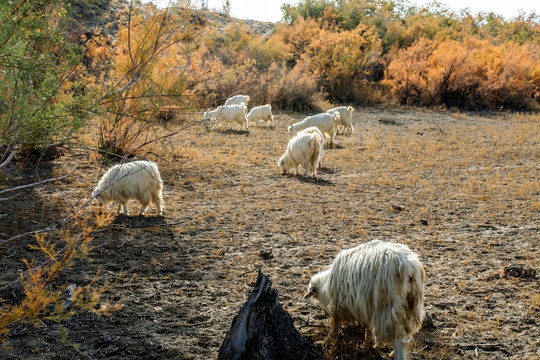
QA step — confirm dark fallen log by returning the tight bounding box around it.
[218,269,321,360]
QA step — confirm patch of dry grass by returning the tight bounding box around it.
[1,109,538,359]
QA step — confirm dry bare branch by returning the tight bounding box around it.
[0,173,73,196]
[0,147,17,170]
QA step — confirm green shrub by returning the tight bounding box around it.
[0,1,89,152]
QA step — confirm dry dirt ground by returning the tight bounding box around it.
[0,107,538,359]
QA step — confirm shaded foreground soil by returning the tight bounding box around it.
[0,107,538,359]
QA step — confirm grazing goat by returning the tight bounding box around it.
[225,94,250,107]
[305,240,425,360]
[288,112,339,146]
[298,126,324,168]
[278,132,323,177]
[246,104,274,127]
[93,160,164,216]
[204,103,248,130]
[327,106,354,135]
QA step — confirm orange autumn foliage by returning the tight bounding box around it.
[92,6,198,156]
[307,24,382,101]
[384,37,539,109]
[83,1,540,118]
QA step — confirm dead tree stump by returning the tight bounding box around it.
[218,269,321,360]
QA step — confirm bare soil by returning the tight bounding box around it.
[1,107,538,359]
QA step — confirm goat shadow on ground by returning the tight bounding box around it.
[250,125,275,130]
[292,175,335,186]
[111,213,168,229]
[53,212,187,359]
[327,143,345,149]
[216,129,250,136]
[317,167,335,175]
[378,118,401,126]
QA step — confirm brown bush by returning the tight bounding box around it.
[191,22,322,112]
[267,59,322,112]
[384,37,539,109]
[382,38,434,106]
[194,58,322,112]
[94,6,197,157]
[470,41,539,109]
[307,24,383,103]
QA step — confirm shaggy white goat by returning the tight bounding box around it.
[278,131,323,177]
[287,112,339,145]
[224,94,250,107]
[246,104,274,127]
[327,106,354,135]
[93,160,164,216]
[305,240,425,360]
[204,103,248,130]
[297,126,324,168]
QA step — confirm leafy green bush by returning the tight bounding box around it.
[0,1,89,152]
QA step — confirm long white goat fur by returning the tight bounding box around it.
[287,112,339,145]
[278,132,323,177]
[327,106,354,134]
[297,126,324,168]
[225,94,250,107]
[204,103,248,130]
[246,104,274,127]
[93,160,164,216]
[305,240,425,360]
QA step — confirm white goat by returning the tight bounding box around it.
[297,126,324,168]
[204,103,248,130]
[327,106,354,135]
[287,112,339,145]
[93,160,164,216]
[278,132,323,177]
[225,94,250,107]
[305,240,425,360]
[246,104,274,127]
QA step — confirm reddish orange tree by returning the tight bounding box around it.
[93,3,199,157]
[382,38,434,105]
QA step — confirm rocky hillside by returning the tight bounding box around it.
[202,10,276,36]
[68,0,275,39]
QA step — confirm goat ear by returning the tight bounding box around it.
[304,286,316,299]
